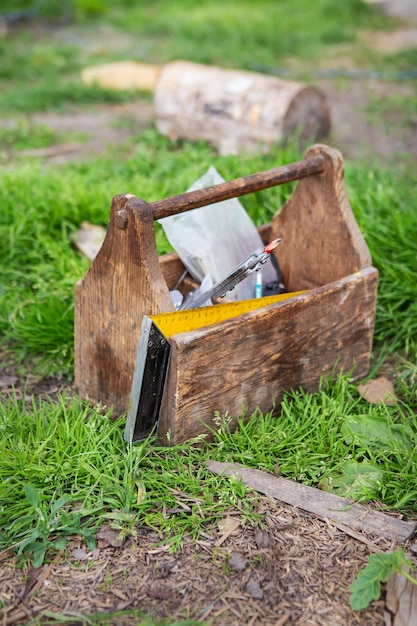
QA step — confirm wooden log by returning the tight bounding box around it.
[206,461,417,544]
[82,61,163,92]
[154,61,331,155]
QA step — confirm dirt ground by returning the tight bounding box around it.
[2,494,411,626]
[1,6,417,626]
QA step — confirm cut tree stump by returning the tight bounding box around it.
[206,461,417,544]
[154,61,331,154]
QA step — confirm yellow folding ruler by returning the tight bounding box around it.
[124,290,305,443]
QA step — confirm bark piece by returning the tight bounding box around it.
[386,572,417,626]
[206,461,417,543]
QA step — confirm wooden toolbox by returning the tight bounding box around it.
[74,144,378,445]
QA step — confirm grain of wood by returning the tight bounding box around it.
[74,194,174,414]
[158,266,378,444]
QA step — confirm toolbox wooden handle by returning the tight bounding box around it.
[149,154,325,220]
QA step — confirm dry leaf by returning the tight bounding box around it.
[22,567,43,598]
[147,581,175,600]
[0,375,18,388]
[217,517,240,534]
[71,548,87,560]
[357,376,397,405]
[72,221,106,260]
[254,529,271,549]
[136,479,146,504]
[96,524,125,548]
[246,576,263,599]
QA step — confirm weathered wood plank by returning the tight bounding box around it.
[158,267,378,444]
[206,461,417,544]
[75,195,174,414]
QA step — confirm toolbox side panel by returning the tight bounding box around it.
[270,144,372,292]
[75,195,174,415]
[157,267,378,445]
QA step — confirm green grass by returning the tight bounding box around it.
[106,0,390,67]
[346,162,417,356]
[0,393,258,565]
[365,83,417,132]
[1,374,416,569]
[0,30,142,114]
[209,375,417,511]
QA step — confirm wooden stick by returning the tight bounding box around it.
[150,154,325,220]
[206,461,416,544]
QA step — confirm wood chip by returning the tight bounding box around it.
[229,552,247,572]
[246,577,264,600]
[1,504,408,626]
[215,517,241,547]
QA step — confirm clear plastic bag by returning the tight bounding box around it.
[159,166,276,301]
